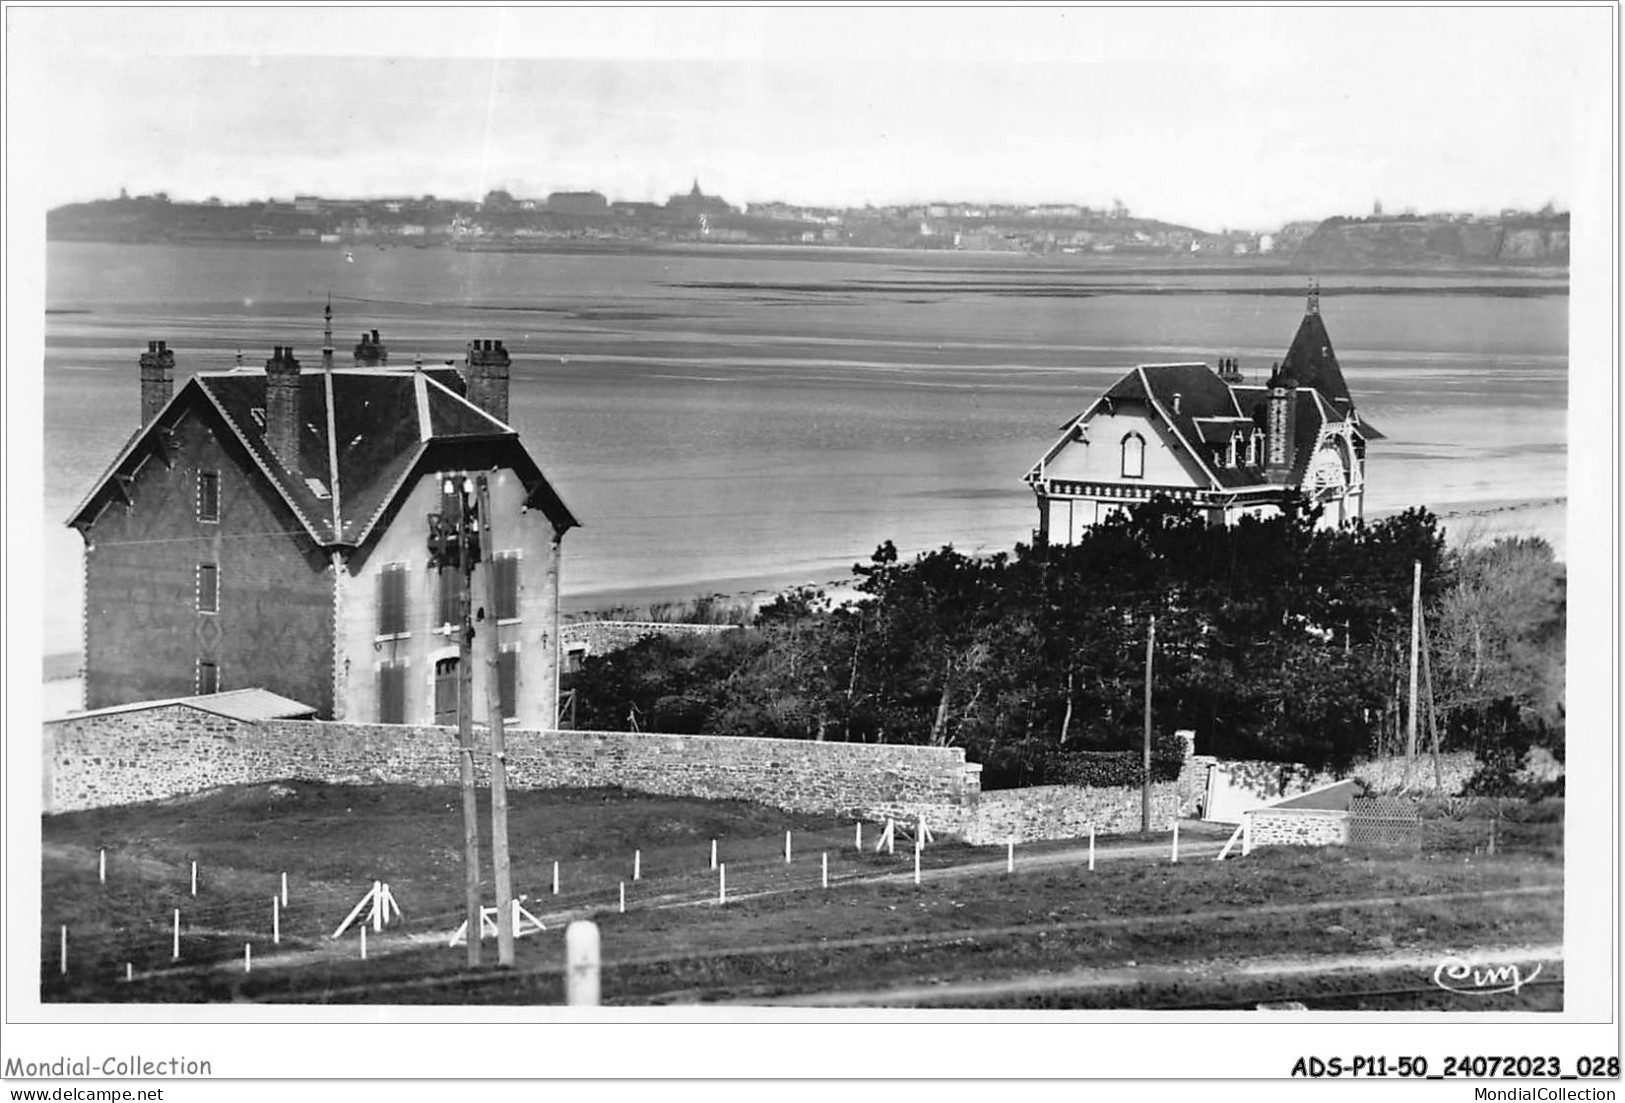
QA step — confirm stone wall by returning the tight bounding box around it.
[1245,808,1350,848]
[559,620,740,660]
[962,783,1179,845]
[43,710,982,824]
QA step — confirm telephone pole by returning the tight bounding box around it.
[430,477,482,967]
[476,474,515,966]
[1404,559,1421,787]
[1142,615,1155,835]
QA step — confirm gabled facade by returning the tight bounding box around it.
[1025,292,1381,543]
[68,317,578,727]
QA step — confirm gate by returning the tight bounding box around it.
[1348,796,1422,850]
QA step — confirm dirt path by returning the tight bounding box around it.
[733,941,1566,1007]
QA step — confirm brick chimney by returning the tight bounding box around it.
[264,346,302,471]
[464,338,510,423]
[138,340,174,425]
[353,329,389,367]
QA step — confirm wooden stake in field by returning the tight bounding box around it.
[372,880,385,932]
[272,896,280,944]
[190,860,198,897]
[565,921,601,1007]
[59,925,67,975]
[1088,825,1096,872]
[821,852,828,889]
[785,830,793,864]
[1007,839,1014,875]
[99,849,105,884]
[360,926,367,960]
[710,838,718,870]
[281,871,288,908]
[172,910,180,961]
[718,863,727,904]
[634,849,641,882]
[244,943,252,973]
[1143,615,1156,835]
[913,846,921,886]
[1171,820,1180,863]
[855,822,862,851]
[619,882,626,914]
[553,860,560,895]
[125,962,132,984]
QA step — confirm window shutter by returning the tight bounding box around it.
[379,662,407,724]
[494,553,519,620]
[378,565,407,635]
[498,647,518,720]
[198,563,219,613]
[197,472,220,522]
[439,571,460,628]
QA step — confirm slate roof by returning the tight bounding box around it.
[49,687,318,724]
[1034,301,1379,493]
[69,365,578,549]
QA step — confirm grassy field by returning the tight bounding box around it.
[40,782,1563,1009]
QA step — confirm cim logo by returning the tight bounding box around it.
[1432,956,1544,997]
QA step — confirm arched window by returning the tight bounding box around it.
[1120,432,1145,479]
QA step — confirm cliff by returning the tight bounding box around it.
[1290,214,1568,269]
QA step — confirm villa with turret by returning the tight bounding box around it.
[1025,290,1381,541]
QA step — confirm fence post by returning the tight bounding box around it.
[190,860,198,897]
[822,852,828,890]
[59,925,67,975]
[281,871,288,908]
[1088,825,1096,872]
[553,860,560,895]
[710,839,718,870]
[634,849,641,881]
[785,830,793,864]
[172,910,180,961]
[244,943,252,973]
[855,822,862,851]
[619,882,626,914]
[272,896,280,944]
[1007,838,1014,875]
[99,849,106,884]
[565,921,601,1006]
[719,863,727,904]
[360,926,367,960]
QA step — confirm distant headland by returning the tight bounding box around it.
[46,185,1569,269]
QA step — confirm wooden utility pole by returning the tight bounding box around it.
[1142,615,1155,835]
[542,526,564,727]
[1404,559,1421,787]
[450,477,482,967]
[476,474,515,967]
[1420,602,1443,793]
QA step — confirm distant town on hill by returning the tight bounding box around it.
[46,182,1569,267]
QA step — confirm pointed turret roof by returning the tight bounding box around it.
[1276,296,1353,409]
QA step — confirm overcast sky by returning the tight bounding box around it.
[6,6,1612,231]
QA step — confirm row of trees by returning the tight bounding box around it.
[568,504,1564,790]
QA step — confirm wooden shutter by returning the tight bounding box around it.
[378,661,407,724]
[494,553,519,620]
[377,564,407,635]
[197,471,220,522]
[197,563,219,613]
[498,647,518,720]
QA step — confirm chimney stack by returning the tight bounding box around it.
[264,346,302,471]
[353,328,389,367]
[138,340,175,425]
[1263,378,1298,482]
[464,337,511,423]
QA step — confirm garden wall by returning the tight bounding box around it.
[962,783,1179,845]
[43,709,982,826]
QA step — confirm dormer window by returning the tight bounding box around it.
[1247,429,1263,467]
[1227,433,1239,468]
[1120,432,1145,479]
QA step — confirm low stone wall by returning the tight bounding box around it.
[559,620,740,658]
[43,710,981,826]
[962,783,1179,845]
[1245,808,1350,848]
